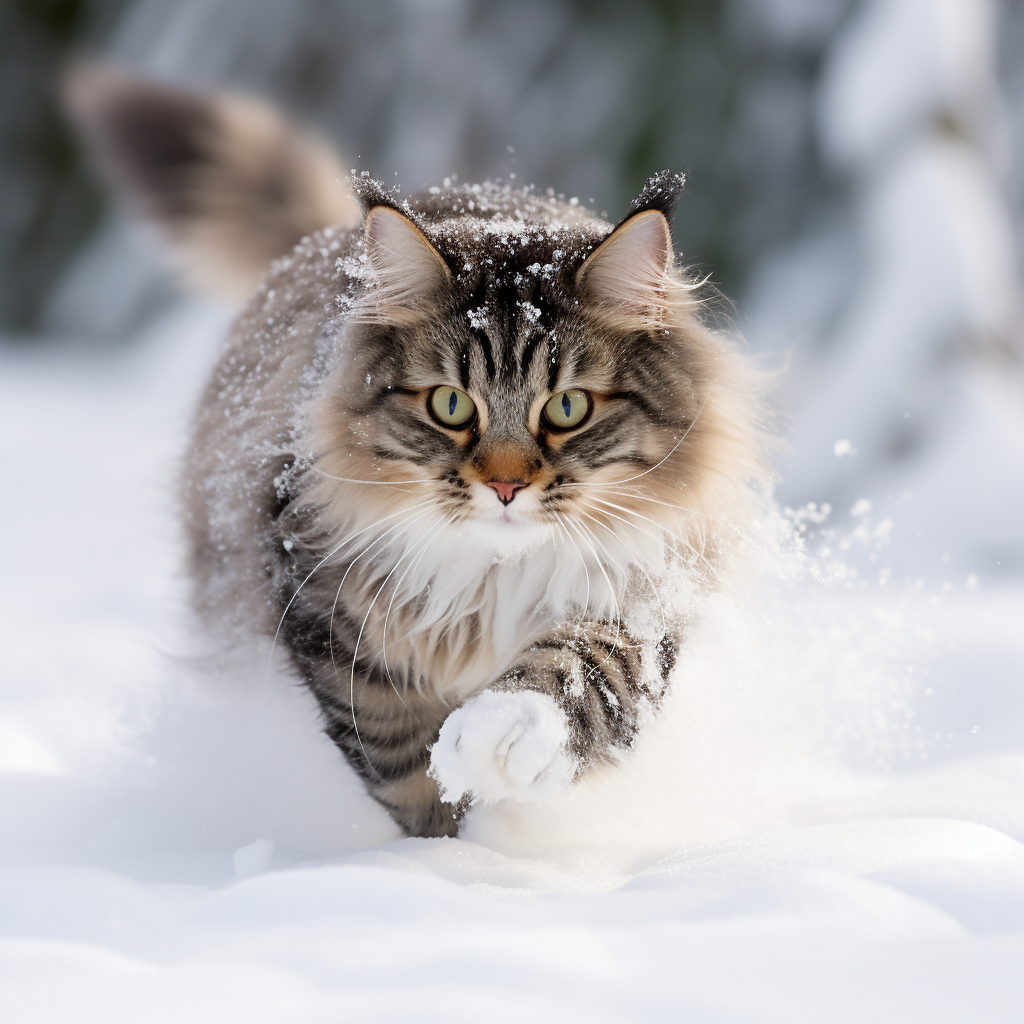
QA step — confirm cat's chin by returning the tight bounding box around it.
[457,515,553,555]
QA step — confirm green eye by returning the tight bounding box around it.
[429,386,476,428]
[542,388,592,431]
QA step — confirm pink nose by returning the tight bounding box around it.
[487,480,528,506]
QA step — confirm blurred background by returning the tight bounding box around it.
[2,0,1023,578]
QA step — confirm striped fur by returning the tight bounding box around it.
[66,75,769,833]
[179,175,769,836]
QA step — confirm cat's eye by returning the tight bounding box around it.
[429,386,476,428]
[542,388,592,431]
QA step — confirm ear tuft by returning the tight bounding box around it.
[575,209,673,327]
[348,175,403,216]
[363,206,452,313]
[626,169,687,221]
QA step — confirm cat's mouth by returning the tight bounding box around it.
[472,482,540,525]
[458,484,552,549]
[479,505,536,528]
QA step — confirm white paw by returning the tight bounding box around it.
[430,690,574,804]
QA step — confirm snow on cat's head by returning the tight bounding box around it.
[307,177,768,579]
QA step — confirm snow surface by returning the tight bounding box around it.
[4,2,1024,1011]
[1,291,1022,1022]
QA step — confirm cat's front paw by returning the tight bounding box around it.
[430,689,574,804]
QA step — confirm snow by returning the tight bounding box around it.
[431,690,573,804]
[4,0,1023,1014]
[818,0,998,170]
[749,0,1024,583]
[1,291,1023,1021]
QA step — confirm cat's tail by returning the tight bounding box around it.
[65,64,360,300]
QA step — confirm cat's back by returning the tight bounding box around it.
[182,222,361,631]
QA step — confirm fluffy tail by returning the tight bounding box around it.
[65,65,359,299]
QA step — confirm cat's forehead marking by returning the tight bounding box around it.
[354,181,636,394]
[445,223,576,380]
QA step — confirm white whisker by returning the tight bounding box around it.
[381,513,457,693]
[561,394,709,489]
[307,465,425,486]
[577,507,667,635]
[565,515,622,650]
[596,486,717,522]
[573,514,640,640]
[265,497,437,677]
[553,511,590,619]
[344,509,436,757]
[329,507,436,700]
[582,495,721,583]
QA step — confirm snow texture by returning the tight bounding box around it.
[431,690,573,804]
[1,286,1022,1021]
[745,0,1024,583]
[2,0,1023,1018]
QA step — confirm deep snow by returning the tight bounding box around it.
[1,293,1022,1023]
[5,0,1023,1015]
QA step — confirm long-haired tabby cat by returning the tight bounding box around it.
[70,67,768,838]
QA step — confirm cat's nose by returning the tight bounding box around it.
[487,480,528,506]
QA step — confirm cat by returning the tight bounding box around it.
[69,68,769,838]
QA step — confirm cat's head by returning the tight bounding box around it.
[309,176,764,570]
[65,69,766,594]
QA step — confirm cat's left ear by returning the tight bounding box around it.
[576,170,685,328]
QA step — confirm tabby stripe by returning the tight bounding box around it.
[564,412,632,455]
[473,329,495,378]
[547,332,561,391]
[495,283,519,374]
[589,453,651,470]
[325,708,428,758]
[388,410,448,449]
[520,332,545,378]
[606,390,658,419]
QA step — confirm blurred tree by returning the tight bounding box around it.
[5,0,1021,349]
[0,0,132,333]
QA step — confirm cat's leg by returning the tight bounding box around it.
[279,581,467,836]
[430,621,677,804]
[300,658,464,838]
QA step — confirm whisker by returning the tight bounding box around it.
[380,513,457,694]
[594,486,718,522]
[266,497,437,677]
[560,394,709,489]
[577,507,667,635]
[574,514,641,639]
[565,515,623,651]
[307,465,426,486]
[329,507,436,706]
[582,495,721,583]
[344,509,437,763]
[553,511,590,620]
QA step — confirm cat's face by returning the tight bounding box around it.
[312,190,725,562]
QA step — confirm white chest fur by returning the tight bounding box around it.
[352,515,664,701]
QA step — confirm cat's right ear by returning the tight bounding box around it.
[363,206,452,318]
